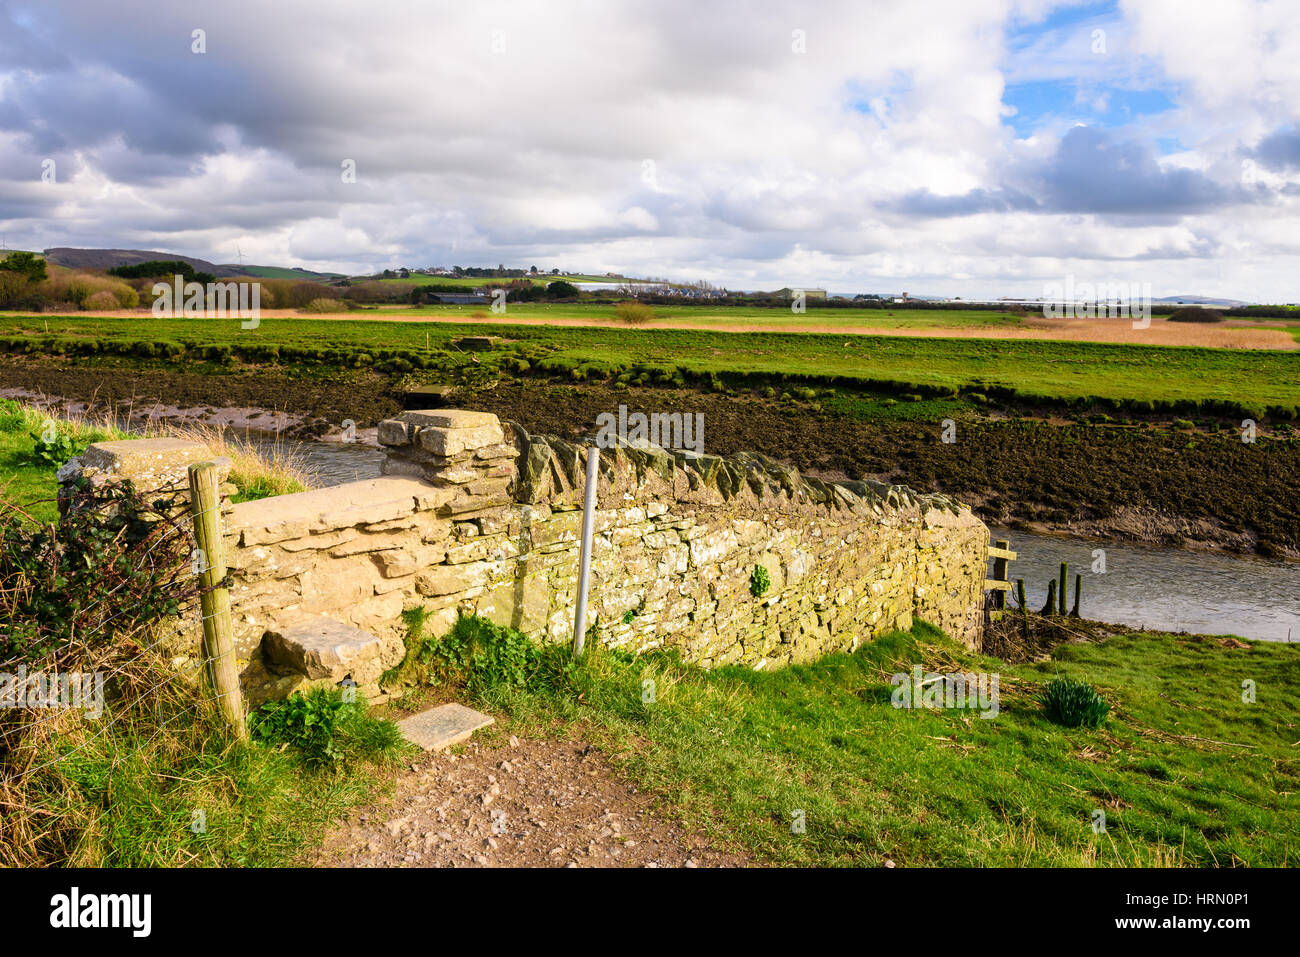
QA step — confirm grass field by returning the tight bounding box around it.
[4,313,1299,413]
[415,615,1300,867]
[0,400,307,522]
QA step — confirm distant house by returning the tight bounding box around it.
[774,287,827,300]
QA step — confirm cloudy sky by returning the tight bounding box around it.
[2,0,1298,299]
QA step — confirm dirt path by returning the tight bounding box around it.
[311,731,750,868]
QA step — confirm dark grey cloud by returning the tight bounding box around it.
[1252,126,1300,173]
[880,127,1256,220]
[1037,126,1241,215]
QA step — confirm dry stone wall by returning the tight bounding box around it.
[221,409,989,699]
[63,410,990,704]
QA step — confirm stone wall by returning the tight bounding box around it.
[217,410,989,696]
[62,410,990,702]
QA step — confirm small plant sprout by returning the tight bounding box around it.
[750,564,771,598]
[1042,677,1110,729]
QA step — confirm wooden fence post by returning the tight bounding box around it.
[984,540,1017,619]
[991,539,1009,612]
[188,462,247,741]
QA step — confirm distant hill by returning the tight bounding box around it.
[225,264,345,281]
[43,247,250,276]
[1155,295,1249,307]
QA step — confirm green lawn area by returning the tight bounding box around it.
[5,313,1298,412]
[0,400,124,523]
[0,400,305,520]
[427,616,1300,867]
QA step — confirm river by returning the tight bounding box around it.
[990,527,1298,642]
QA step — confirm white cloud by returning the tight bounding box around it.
[0,0,1296,298]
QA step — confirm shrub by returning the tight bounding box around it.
[84,290,118,310]
[1168,306,1224,323]
[0,251,48,282]
[545,280,580,299]
[249,687,405,768]
[387,613,549,697]
[615,300,653,325]
[27,423,80,467]
[750,564,771,597]
[1041,677,1110,728]
[0,479,195,665]
[300,298,339,313]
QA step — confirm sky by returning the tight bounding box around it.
[1,0,1298,300]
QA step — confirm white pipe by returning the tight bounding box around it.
[573,444,600,658]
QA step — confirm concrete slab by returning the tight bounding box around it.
[398,703,495,751]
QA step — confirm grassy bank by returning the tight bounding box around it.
[4,677,409,867]
[0,399,309,522]
[3,314,1300,417]
[395,615,1300,867]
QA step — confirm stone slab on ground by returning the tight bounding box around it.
[399,703,496,751]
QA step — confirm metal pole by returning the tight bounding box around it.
[572,445,600,659]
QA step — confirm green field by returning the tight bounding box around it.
[237,265,346,281]
[414,614,1300,866]
[3,313,1299,414]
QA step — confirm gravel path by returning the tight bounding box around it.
[311,732,750,868]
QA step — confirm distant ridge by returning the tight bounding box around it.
[1154,294,1249,307]
[43,247,251,276]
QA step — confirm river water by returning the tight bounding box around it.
[259,435,1297,642]
[989,527,1299,642]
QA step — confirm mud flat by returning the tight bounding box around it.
[3,359,1295,559]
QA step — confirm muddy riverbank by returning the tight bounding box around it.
[3,358,1295,559]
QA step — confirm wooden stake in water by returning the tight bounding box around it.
[188,462,247,740]
[1071,573,1082,617]
[1042,579,1058,616]
[1058,562,1068,617]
